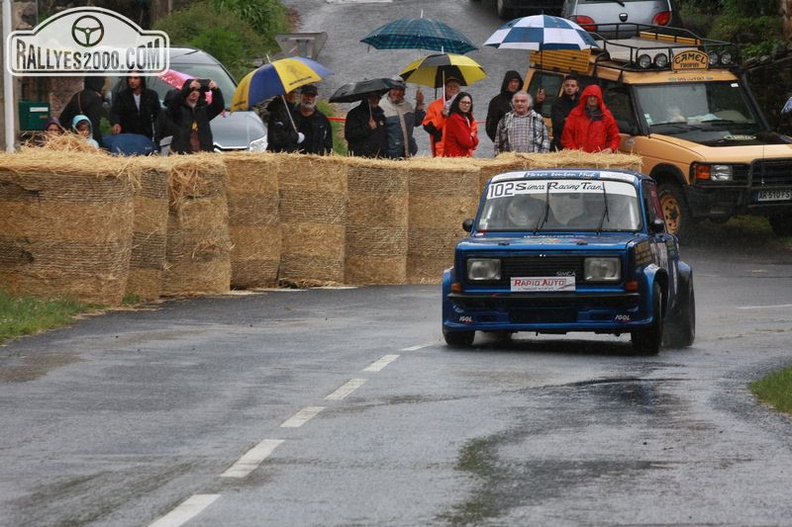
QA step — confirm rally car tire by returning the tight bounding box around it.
[666,284,696,348]
[443,327,475,347]
[631,283,663,356]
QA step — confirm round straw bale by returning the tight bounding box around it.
[275,155,347,285]
[0,151,135,305]
[162,155,231,296]
[126,158,170,301]
[222,153,281,289]
[405,160,479,284]
[344,159,409,285]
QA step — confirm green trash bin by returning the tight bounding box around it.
[18,101,50,131]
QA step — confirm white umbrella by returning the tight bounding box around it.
[483,14,598,52]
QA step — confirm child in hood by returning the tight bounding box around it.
[72,114,99,149]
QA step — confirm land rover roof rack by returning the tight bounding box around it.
[589,23,739,72]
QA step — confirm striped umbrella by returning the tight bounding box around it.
[231,57,331,111]
[361,17,477,55]
[483,14,597,51]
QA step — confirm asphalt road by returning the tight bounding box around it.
[1,225,791,526]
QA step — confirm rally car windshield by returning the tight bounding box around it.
[477,179,642,232]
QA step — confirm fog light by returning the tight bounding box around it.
[637,54,652,69]
[654,53,669,69]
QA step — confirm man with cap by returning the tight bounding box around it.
[422,77,461,157]
[380,76,425,159]
[293,84,333,155]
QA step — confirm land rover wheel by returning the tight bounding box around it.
[658,183,692,239]
[632,284,663,356]
[768,213,792,236]
[443,326,475,347]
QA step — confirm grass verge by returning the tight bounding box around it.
[0,291,95,345]
[750,366,792,415]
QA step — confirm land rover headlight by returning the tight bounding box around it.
[584,257,621,282]
[249,135,268,152]
[467,258,501,281]
[693,163,733,182]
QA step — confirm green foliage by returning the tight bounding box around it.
[709,16,783,59]
[0,291,93,344]
[154,1,270,79]
[211,0,289,48]
[317,100,348,156]
[750,365,792,415]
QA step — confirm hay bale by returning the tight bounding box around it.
[517,150,643,172]
[162,155,232,296]
[344,157,408,285]
[404,158,480,284]
[223,152,281,289]
[0,150,136,305]
[126,157,170,301]
[275,155,347,285]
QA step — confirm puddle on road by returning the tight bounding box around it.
[0,352,82,382]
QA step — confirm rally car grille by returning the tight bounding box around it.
[498,256,584,285]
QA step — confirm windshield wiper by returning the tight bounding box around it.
[534,184,551,234]
[596,184,610,234]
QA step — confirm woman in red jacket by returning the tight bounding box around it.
[443,92,479,157]
[560,84,621,153]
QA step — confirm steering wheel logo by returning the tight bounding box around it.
[71,15,104,47]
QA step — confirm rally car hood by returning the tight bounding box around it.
[458,232,642,252]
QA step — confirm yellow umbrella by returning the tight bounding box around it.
[398,53,486,89]
[231,57,331,112]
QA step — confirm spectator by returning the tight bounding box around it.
[561,84,621,153]
[494,91,549,155]
[59,76,106,148]
[345,91,388,158]
[71,114,99,149]
[485,70,523,142]
[422,77,462,157]
[442,92,478,157]
[293,84,333,155]
[109,72,161,141]
[265,90,299,153]
[34,117,64,147]
[159,78,224,154]
[550,74,580,151]
[380,76,425,159]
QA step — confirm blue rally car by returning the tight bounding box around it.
[442,169,696,355]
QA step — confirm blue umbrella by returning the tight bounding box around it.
[483,14,598,51]
[361,17,477,55]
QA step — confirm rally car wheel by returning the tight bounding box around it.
[658,183,692,239]
[632,284,663,356]
[443,327,475,347]
[666,284,696,348]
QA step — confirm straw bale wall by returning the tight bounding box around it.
[276,155,347,286]
[344,157,409,285]
[224,152,281,289]
[126,157,170,301]
[0,149,137,305]
[162,155,232,297]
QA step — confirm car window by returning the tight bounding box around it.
[478,178,642,232]
[526,73,563,118]
[602,82,637,133]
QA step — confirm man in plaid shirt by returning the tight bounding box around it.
[494,91,550,155]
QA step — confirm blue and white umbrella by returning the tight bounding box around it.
[483,14,597,51]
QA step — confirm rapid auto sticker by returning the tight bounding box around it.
[511,277,576,292]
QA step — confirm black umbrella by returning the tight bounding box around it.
[329,78,396,103]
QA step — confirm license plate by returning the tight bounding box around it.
[756,189,792,202]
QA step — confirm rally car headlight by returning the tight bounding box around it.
[467,258,501,281]
[584,257,621,282]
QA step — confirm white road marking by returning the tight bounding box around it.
[281,406,324,428]
[736,304,792,310]
[400,343,432,351]
[326,378,367,400]
[148,494,220,527]
[364,354,400,372]
[220,439,284,479]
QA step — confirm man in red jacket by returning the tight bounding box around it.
[560,84,620,153]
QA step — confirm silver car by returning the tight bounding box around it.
[561,0,678,37]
